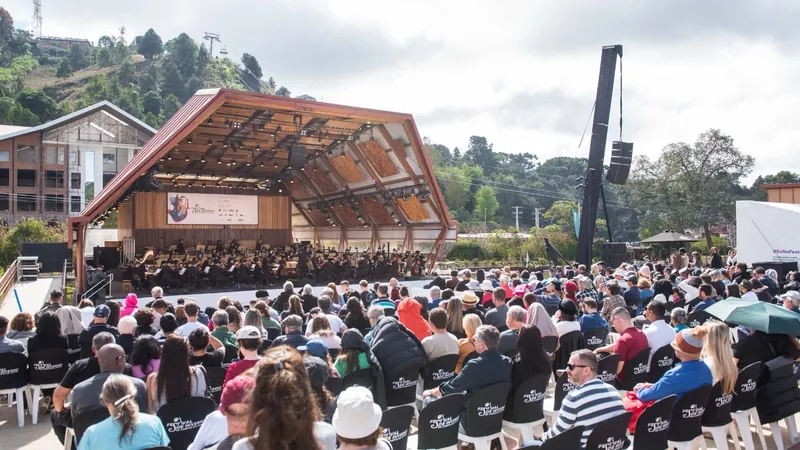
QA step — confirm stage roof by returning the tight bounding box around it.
[73,88,453,235]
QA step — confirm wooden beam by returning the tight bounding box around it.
[346,141,413,225]
[377,124,423,186]
[295,170,347,226]
[402,120,451,227]
[427,226,449,275]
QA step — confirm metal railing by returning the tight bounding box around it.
[61,259,75,304]
[0,260,19,307]
[81,273,113,301]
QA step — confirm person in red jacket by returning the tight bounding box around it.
[397,297,430,341]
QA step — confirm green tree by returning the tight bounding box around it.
[465,136,495,168]
[142,90,162,115]
[753,171,800,188]
[241,53,263,79]
[474,186,500,221]
[628,129,754,248]
[0,97,40,125]
[543,200,579,234]
[186,74,203,97]
[161,60,185,100]
[0,218,65,266]
[196,43,210,75]
[117,58,135,85]
[0,7,14,46]
[69,44,91,71]
[138,28,163,60]
[162,94,181,120]
[95,47,113,67]
[166,33,198,78]
[139,63,159,92]
[56,57,73,78]
[16,89,58,122]
[267,76,276,90]
[97,35,114,48]
[275,86,291,97]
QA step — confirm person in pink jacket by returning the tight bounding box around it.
[121,293,139,317]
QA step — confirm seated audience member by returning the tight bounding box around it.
[498,305,526,355]
[600,281,626,320]
[456,314,484,373]
[50,333,120,444]
[212,310,239,347]
[146,336,209,413]
[189,375,254,450]
[150,298,168,331]
[132,308,158,337]
[532,350,625,448]
[224,326,263,387]
[0,314,25,354]
[781,291,800,313]
[423,325,513,422]
[232,346,337,450]
[421,307,459,360]
[526,302,559,340]
[307,296,347,334]
[578,299,608,339]
[332,386,392,450]
[397,295,431,341]
[272,315,309,348]
[121,293,139,318]
[593,307,648,383]
[310,316,342,350]
[642,300,676,366]
[461,291,486,323]
[364,306,385,345]
[445,297,466,339]
[670,307,689,332]
[429,286,444,309]
[344,297,371,335]
[6,312,36,351]
[253,301,281,330]
[78,299,95,328]
[485,287,509,330]
[701,321,739,396]
[176,302,209,337]
[117,315,137,356]
[78,374,168,450]
[510,324,552,395]
[335,329,374,377]
[155,313,179,344]
[732,329,800,371]
[129,335,161,379]
[28,310,68,355]
[225,306,243,335]
[189,328,225,367]
[554,299,581,336]
[78,305,119,358]
[691,284,717,313]
[306,356,336,423]
[634,328,713,402]
[370,284,396,317]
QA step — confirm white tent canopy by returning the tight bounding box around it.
[736,201,800,265]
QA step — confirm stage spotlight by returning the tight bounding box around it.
[256,144,261,152]
[246,161,251,166]
[232,161,237,166]
[184,156,190,162]
[207,138,213,146]
[225,119,231,127]
[239,141,245,150]
[328,149,333,157]
[207,118,213,125]
[403,190,413,201]
[260,162,265,167]
[167,156,172,160]
[276,125,282,134]
[417,189,431,200]
[201,157,206,163]
[187,136,193,144]
[217,159,222,165]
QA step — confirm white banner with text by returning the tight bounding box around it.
[166,193,258,225]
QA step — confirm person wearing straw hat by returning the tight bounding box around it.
[633,328,712,402]
[461,291,485,323]
[332,386,392,450]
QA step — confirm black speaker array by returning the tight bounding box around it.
[601,242,628,268]
[288,145,307,169]
[606,141,633,185]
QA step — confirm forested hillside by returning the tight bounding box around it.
[0,7,288,130]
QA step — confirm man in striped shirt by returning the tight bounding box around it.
[540,350,625,448]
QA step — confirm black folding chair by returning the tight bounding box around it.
[552,331,585,378]
[385,366,421,407]
[730,362,768,450]
[596,353,620,384]
[265,328,281,341]
[420,354,458,391]
[458,382,512,448]
[0,352,27,427]
[325,377,344,397]
[585,412,632,450]
[205,366,227,405]
[536,425,585,450]
[380,405,414,450]
[463,351,480,367]
[222,345,239,368]
[631,395,675,450]
[584,327,607,351]
[647,344,675,383]
[502,372,550,442]
[542,335,558,357]
[65,407,110,449]
[543,371,575,425]
[616,347,650,391]
[28,348,70,425]
[416,392,465,449]
[666,384,713,449]
[343,368,375,390]
[156,396,217,450]
[687,310,710,328]
[701,381,740,450]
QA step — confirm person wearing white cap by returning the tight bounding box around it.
[781,291,800,314]
[332,386,391,450]
[222,326,262,388]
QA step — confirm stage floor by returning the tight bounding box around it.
[107,279,435,311]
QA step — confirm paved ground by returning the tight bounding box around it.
[0,277,58,318]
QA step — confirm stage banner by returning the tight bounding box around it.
[167,193,258,225]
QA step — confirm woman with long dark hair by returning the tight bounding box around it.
[27,311,67,354]
[129,335,161,379]
[233,346,336,450]
[282,295,305,321]
[78,375,169,450]
[310,316,342,350]
[146,336,208,413]
[107,300,121,328]
[343,297,370,334]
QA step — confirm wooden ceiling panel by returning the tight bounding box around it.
[308,168,338,194]
[290,179,313,199]
[331,204,363,227]
[328,154,366,183]
[395,196,430,221]
[303,209,328,227]
[359,140,399,178]
[361,197,395,225]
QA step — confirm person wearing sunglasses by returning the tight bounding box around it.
[525,350,625,448]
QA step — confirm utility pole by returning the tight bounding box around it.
[203,32,221,57]
[512,206,523,231]
[534,208,543,229]
[484,208,487,233]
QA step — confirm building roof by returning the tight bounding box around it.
[0,100,157,141]
[759,182,800,190]
[0,124,30,136]
[72,88,452,235]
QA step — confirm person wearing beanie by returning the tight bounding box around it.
[397,296,431,341]
[633,328,712,402]
[188,375,254,450]
[332,386,391,450]
[562,280,579,305]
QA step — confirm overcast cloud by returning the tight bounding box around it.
[5,0,799,181]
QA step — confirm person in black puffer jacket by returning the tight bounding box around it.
[756,356,800,426]
[340,329,386,409]
[369,316,428,393]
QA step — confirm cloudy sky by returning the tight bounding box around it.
[6,0,799,181]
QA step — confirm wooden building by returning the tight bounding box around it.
[70,88,457,290]
[0,101,155,224]
[760,183,800,205]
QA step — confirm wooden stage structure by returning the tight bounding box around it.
[69,88,457,291]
